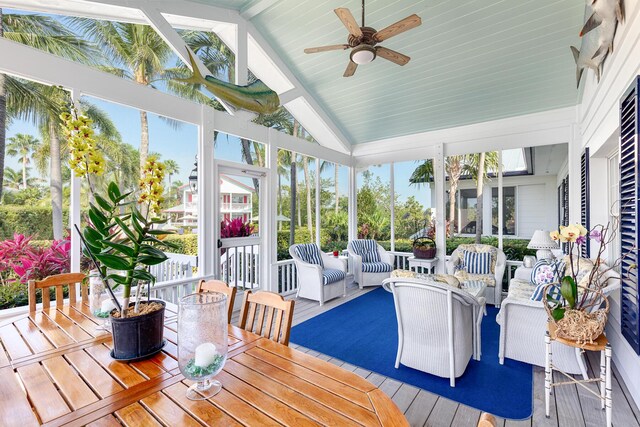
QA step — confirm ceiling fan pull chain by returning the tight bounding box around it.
[362,0,365,27]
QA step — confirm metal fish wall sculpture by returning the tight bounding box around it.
[570,0,625,87]
[177,50,280,114]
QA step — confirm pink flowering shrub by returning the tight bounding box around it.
[0,234,70,284]
[220,218,255,238]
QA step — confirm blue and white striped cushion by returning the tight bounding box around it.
[362,262,393,273]
[351,239,381,263]
[530,283,563,302]
[294,243,324,268]
[322,268,346,285]
[462,250,491,274]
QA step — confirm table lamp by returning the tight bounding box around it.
[527,230,558,260]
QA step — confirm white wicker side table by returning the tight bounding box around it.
[545,322,612,426]
[408,256,438,274]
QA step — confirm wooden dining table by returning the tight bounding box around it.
[0,299,408,426]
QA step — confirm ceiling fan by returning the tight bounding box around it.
[304,0,422,77]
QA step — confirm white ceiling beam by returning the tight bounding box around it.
[0,37,349,164]
[277,88,301,105]
[240,0,281,20]
[0,38,201,124]
[138,3,235,115]
[235,19,248,86]
[246,21,352,153]
[353,106,577,167]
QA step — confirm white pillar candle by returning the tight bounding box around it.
[101,299,117,314]
[194,342,218,367]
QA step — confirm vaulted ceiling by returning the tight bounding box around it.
[190,0,584,144]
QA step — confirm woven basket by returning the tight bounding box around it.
[412,236,436,259]
[544,284,609,344]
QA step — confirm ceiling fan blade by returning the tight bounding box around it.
[344,61,358,77]
[334,8,363,38]
[376,46,410,65]
[304,44,350,54]
[373,14,422,42]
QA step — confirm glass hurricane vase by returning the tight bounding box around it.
[88,270,114,332]
[178,292,228,400]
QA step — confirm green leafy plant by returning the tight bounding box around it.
[82,181,177,316]
[61,108,176,317]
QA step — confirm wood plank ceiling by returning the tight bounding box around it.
[200,0,584,145]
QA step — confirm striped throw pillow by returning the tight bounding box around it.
[294,243,324,268]
[462,250,491,275]
[531,283,563,302]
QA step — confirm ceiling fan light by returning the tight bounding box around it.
[350,45,376,64]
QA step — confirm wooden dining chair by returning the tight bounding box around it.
[238,290,295,346]
[28,272,87,313]
[196,279,237,323]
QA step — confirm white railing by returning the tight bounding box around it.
[276,259,298,296]
[221,202,251,212]
[220,243,260,290]
[389,251,412,270]
[149,254,196,283]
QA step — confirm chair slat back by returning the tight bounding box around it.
[28,273,87,312]
[196,279,237,323]
[239,291,295,345]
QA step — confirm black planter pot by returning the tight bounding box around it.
[110,300,166,361]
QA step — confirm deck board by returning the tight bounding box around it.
[229,282,640,426]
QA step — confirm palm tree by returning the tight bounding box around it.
[464,152,500,243]
[71,20,174,173]
[7,133,39,189]
[0,12,96,203]
[2,166,21,190]
[410,157,463,236]
[164,159,179,189]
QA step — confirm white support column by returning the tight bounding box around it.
[69,90,81,274]
[235,19,248,86]
[348,165,358,242]
[198,105,216,277]
[266,130,279,292]
[315,158,321,247]
[390,162,395,252]
[434,143,446,273]
[433,143,447,273]
[498,150,503,251]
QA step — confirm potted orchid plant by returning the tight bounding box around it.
[61,108,177,360]
[545,221,623,343]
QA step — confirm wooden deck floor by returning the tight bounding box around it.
[233,283,640,427]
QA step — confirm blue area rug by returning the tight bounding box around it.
[290,287,533,420]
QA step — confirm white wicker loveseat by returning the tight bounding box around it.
[446,244,506,307]
[348,239,393,289]
[383,276,485,387]
[289,243,347,306]
[497,259,620,377]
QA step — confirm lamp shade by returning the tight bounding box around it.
[527,230,558,250]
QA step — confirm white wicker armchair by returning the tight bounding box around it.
[289,243,347,306]
[446,244,506,307]
[348,240,393,289]
[383,276,485,387]
[497,263,620,378]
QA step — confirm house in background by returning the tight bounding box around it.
[427,144,567,240]
[163,175,254,227]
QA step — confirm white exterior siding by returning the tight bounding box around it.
[516,184,547,238]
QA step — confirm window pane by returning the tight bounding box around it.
[395,160,433,252]
[357,165,391,247]
[459,189,477,234]
[492,187,516,235]
[320,162,349,252]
